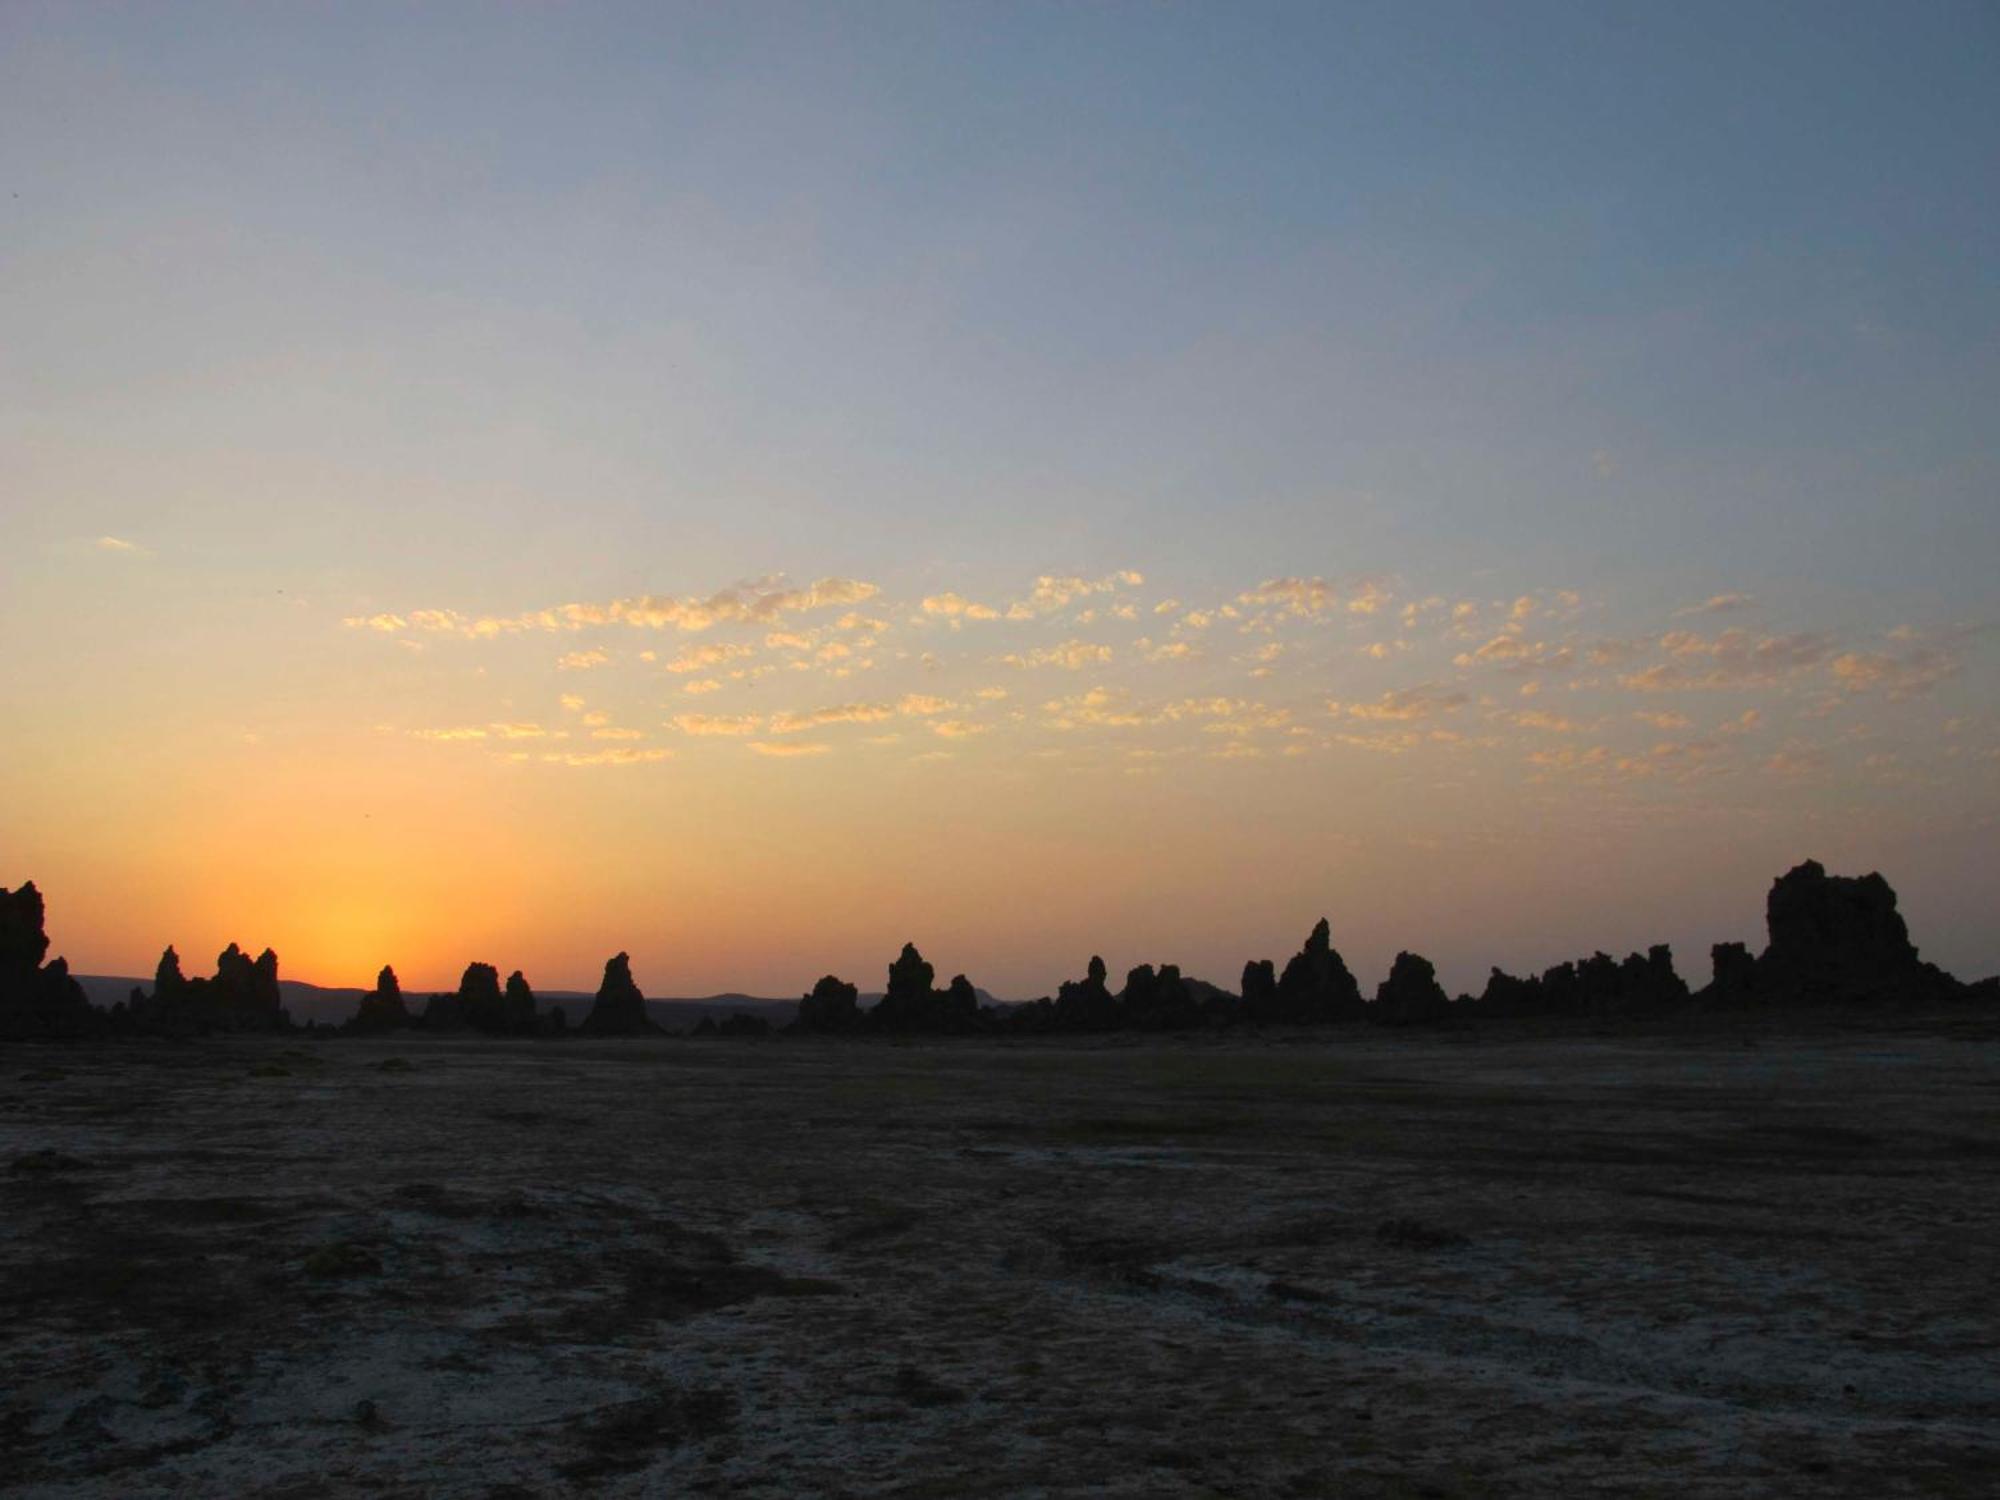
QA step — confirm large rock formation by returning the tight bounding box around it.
[942,973,982,1030]
[867,944,981,1033]
[579,952,657,1036]
[1374,951,1450,1026]
[1705,861,1958,1005]
[348,965,411,1034]
[1476,945,1688,1018]
[0,882,99,1040]
[459,962,504,1032]
[1244,919,1365,1025]
[868,942,935,1032]
[503,970,539,1035]
[1239,958,1277,1022]
[1123,963,1202,1031]
[796,974,861,1033]
[1758,860,1950,1002]
[130,939,290,1034]
[1053,955,1117,1032]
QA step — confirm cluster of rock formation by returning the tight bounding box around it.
[1,861,1990,1043]
[345,952,665,1037]
[0,883,98,1040]
[804,860,1986,1037]
[124,942,289,1035]
[1709,860,1961,1006]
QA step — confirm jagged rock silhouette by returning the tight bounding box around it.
[503,970,539,1035]
[867,944,983,1033]
[580,952,657,1036]
[1757,860,1951,1002]
[796,974,861,1033]
[1122,963,1199,1031]
[348,965,411,1034]
[4,859,1988,1044]
[128,938,290,1035]
[1052,955,1117,1032]
[1278,919,1366,1022]
[1239,918,1364,1025]
[0,882,98,1040]
[1480,945,1689,1017]
[1374,951,1449,1026]
[869,942,935,1032]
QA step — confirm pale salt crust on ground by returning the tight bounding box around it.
[3,1016,1997,1497]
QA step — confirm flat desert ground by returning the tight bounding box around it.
[4,1017,1998,1497]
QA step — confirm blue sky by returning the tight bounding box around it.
[3,3,1996,992]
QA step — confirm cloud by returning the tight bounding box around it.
[1146,641,1195,662]
[1199,704,1291,736]
[491,723,548,740]
[542,747,672,767]
[1620,629,1834,690]
[590,727,645,741]
[95,535,144,554]
[1238,577,1339,617]
[1343,686,1470,722]
[682,678,722,695]
[1454,636,1576,673]
[1633,710,1691,730]
[766,702,896,734]
[747,740,832,757]
[354,577,880,639]
[1828,644,1960,699]
[1000,640,1114,670]
[1762,748,1826,777]
[672,713,763,736]
[1675,592,1755,617]
[1005,571,1144,619]
[559,694,586,712]
[921,592,1001,621]
[1042,688,1151,729]
[1511,709,1585,733]
[343,613,408,632]
[931,719,988,738]
[664,642,756,674]
[1345,579,1392,616]
[557,648,610,671]
[412,727,489,741]
[897,693,954,716]
[974,686,1009,701]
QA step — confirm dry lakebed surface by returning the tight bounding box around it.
[3,1016,1998,1497]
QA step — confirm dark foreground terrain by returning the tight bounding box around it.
[4,1017,1998,1497]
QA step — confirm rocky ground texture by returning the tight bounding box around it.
[3,1014,1998,1497]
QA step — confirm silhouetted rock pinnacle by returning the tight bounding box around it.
[1053,954,1117,1031]
[580,952,657,1036]
[796,974,861,1033]
[349,965,411,1035]
[1242,917,1364,1024]
[1122,962,1200,1031]
[0,882,98,1040]
[503,970,538,1035]
[1374,951,1449,1026]
[1756,860,1951,1002]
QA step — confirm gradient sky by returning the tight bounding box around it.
[4,2,1996,998]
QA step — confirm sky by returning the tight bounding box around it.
[3,2,1996,998]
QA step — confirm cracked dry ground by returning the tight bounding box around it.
[3,1022,1998,1498]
